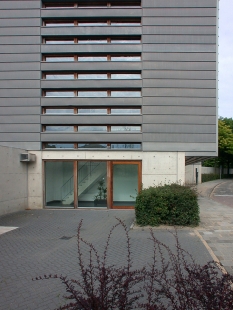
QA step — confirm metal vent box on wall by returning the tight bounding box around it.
[20,153,36,162]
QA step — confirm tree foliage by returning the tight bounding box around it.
[203,118,233,173]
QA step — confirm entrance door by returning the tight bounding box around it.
[78,161,107,208]
[45,161,74,208]
[112,162,141,208]
[44,160,141,209]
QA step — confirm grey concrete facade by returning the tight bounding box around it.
[0,146,28,216]
[0,0,218,157]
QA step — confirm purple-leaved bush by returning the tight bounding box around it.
[34,219,233,310]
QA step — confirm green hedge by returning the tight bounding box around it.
[135,183,199,227]
[201,173,219,183]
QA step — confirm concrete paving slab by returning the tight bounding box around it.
[0,209,212,310]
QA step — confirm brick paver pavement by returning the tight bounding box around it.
[0,209,211,310]
[196,179,233,274]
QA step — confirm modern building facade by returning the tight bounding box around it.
[0,0,218,209]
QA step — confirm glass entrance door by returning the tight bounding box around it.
[78,161,107,208]
[45,161,74,208]
[112,163,140,208]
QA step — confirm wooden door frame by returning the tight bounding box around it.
[43,160,142,209]
[109,161,142,209]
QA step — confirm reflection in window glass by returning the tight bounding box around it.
[111,56,141,61]
[79,40,107,44]
[78,56,107,61]
[111,109,140,114]
[45,91,74,97]
[45,40,74,44]
[111,73,141,79]
[111,40,141,44]
[45,109,74,114]
[44,5,74,8]
[78,74,107,79]
[44,143,75,149]
[45,56,74,62]
[45,23,74,27]
[111,22,141,26]
[111,91,141,97]
[45,74,74,79]
[78,22,107,26]
[111,126,141,131]
[111,144,141,149]
[78,143,108,149]
[78,91,107,97]
[78,109,107,114]
[78,126,107,131]
[45,126,74,132]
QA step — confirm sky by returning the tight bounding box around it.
[218,0,233,118]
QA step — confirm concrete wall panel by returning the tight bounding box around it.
[41,8,142,19]
[0,146,27,216]
[143,17,216,26]
[143,8,216,17]
[143,52,216,61]
[41,97,142,107]
[143,0,216,8]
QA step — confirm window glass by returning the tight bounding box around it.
[111,22,140,26]
[78,56,107,61]
[45,22,74,27]
[78,91,107,97]
[111,144,141,149]
[79,39,107,44]
[44,5,74,8]
[45,39,74,44]
[44,143,75,149]
[78,109,107,114]
[78,22,107,26]
[111,73,141,79]
[45,126,74,132]
[45,74,74,79]
[45,91,75,97]
[111,56,141,61]
[45,109,74,114]
[45,161,74,208]
[78,143,108,149]
[45,56,74,62]
[111,126,141,131]
[111,108,140,114]
[78,74,107,79]
[111,91,141,97]
[111,39,141,44]
[78,126,107,132]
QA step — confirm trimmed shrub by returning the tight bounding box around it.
[135,183,199,226]
[202,173,220,183]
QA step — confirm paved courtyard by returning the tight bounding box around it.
[0,209,211,310]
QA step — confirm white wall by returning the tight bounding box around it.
[185,163,202,185]
[0,145,27,215]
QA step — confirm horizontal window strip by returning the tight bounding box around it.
[43,125,141,132]
[44,37,141,44]
[42,1,141,8]
[44,90,141,97]
[43,19,141,27]
[43,143,141,150]
[43,55,141,62]
[43,73,141,80]
[43,108,141,115]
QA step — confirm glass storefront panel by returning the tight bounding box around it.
[78,162,107,208]
[45,162,74,208]
[113,164,138,207]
